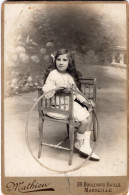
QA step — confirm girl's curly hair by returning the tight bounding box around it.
[43,48,82,90]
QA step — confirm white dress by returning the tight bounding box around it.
[42,69,90,121]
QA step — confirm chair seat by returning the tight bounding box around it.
[46,112,68,120]
[42,114,70,123]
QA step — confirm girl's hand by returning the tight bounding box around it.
[71,84,77,91]
[82,100,89,107]
[88,100,95,108]
[57,84,70,93]
[82,100,95,112]
[87,100,95,112]
[45,91,55,99]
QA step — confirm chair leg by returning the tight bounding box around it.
[66,124,69,137]
[68,123,74,166]
[93,112,97,142]
[38,118,44,158]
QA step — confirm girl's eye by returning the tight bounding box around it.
[56,58,68,61]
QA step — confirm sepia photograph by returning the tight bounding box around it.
[2,1,128,194]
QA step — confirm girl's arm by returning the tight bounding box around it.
[42,71,56,92]
[71,83,86,103]
[42,71,56,99]
[71,83,95,107]
[82,99,95,107]
[42,70,69,98]
[43,71,69,92]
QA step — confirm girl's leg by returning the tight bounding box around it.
[75,115,100,161]
[77,112,92,134]
[77,113,92,134]
[87,112,93,131]
[77,118,88,134]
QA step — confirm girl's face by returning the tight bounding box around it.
[56,54,69,73]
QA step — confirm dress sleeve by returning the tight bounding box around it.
[69,75,85,103]
[75,87,85,103]
[42,71,56,92]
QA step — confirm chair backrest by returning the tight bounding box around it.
[38,77,96,118]
[38,88,74,120]
[80,78,96,102]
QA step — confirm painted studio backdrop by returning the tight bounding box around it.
[4,3,127,176]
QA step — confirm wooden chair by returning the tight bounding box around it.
[37,78,97,165]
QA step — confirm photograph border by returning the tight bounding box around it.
[1,1,129,194]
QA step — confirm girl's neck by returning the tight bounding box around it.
[56,69,67,74]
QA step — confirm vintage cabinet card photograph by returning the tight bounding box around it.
[1,1,128,195]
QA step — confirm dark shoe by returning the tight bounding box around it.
[79,151,100,161]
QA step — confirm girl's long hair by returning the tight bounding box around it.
[43,49,82,90]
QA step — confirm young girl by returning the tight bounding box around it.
[42,48,100,161]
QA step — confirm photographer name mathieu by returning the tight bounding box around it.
[6,180,55,193]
